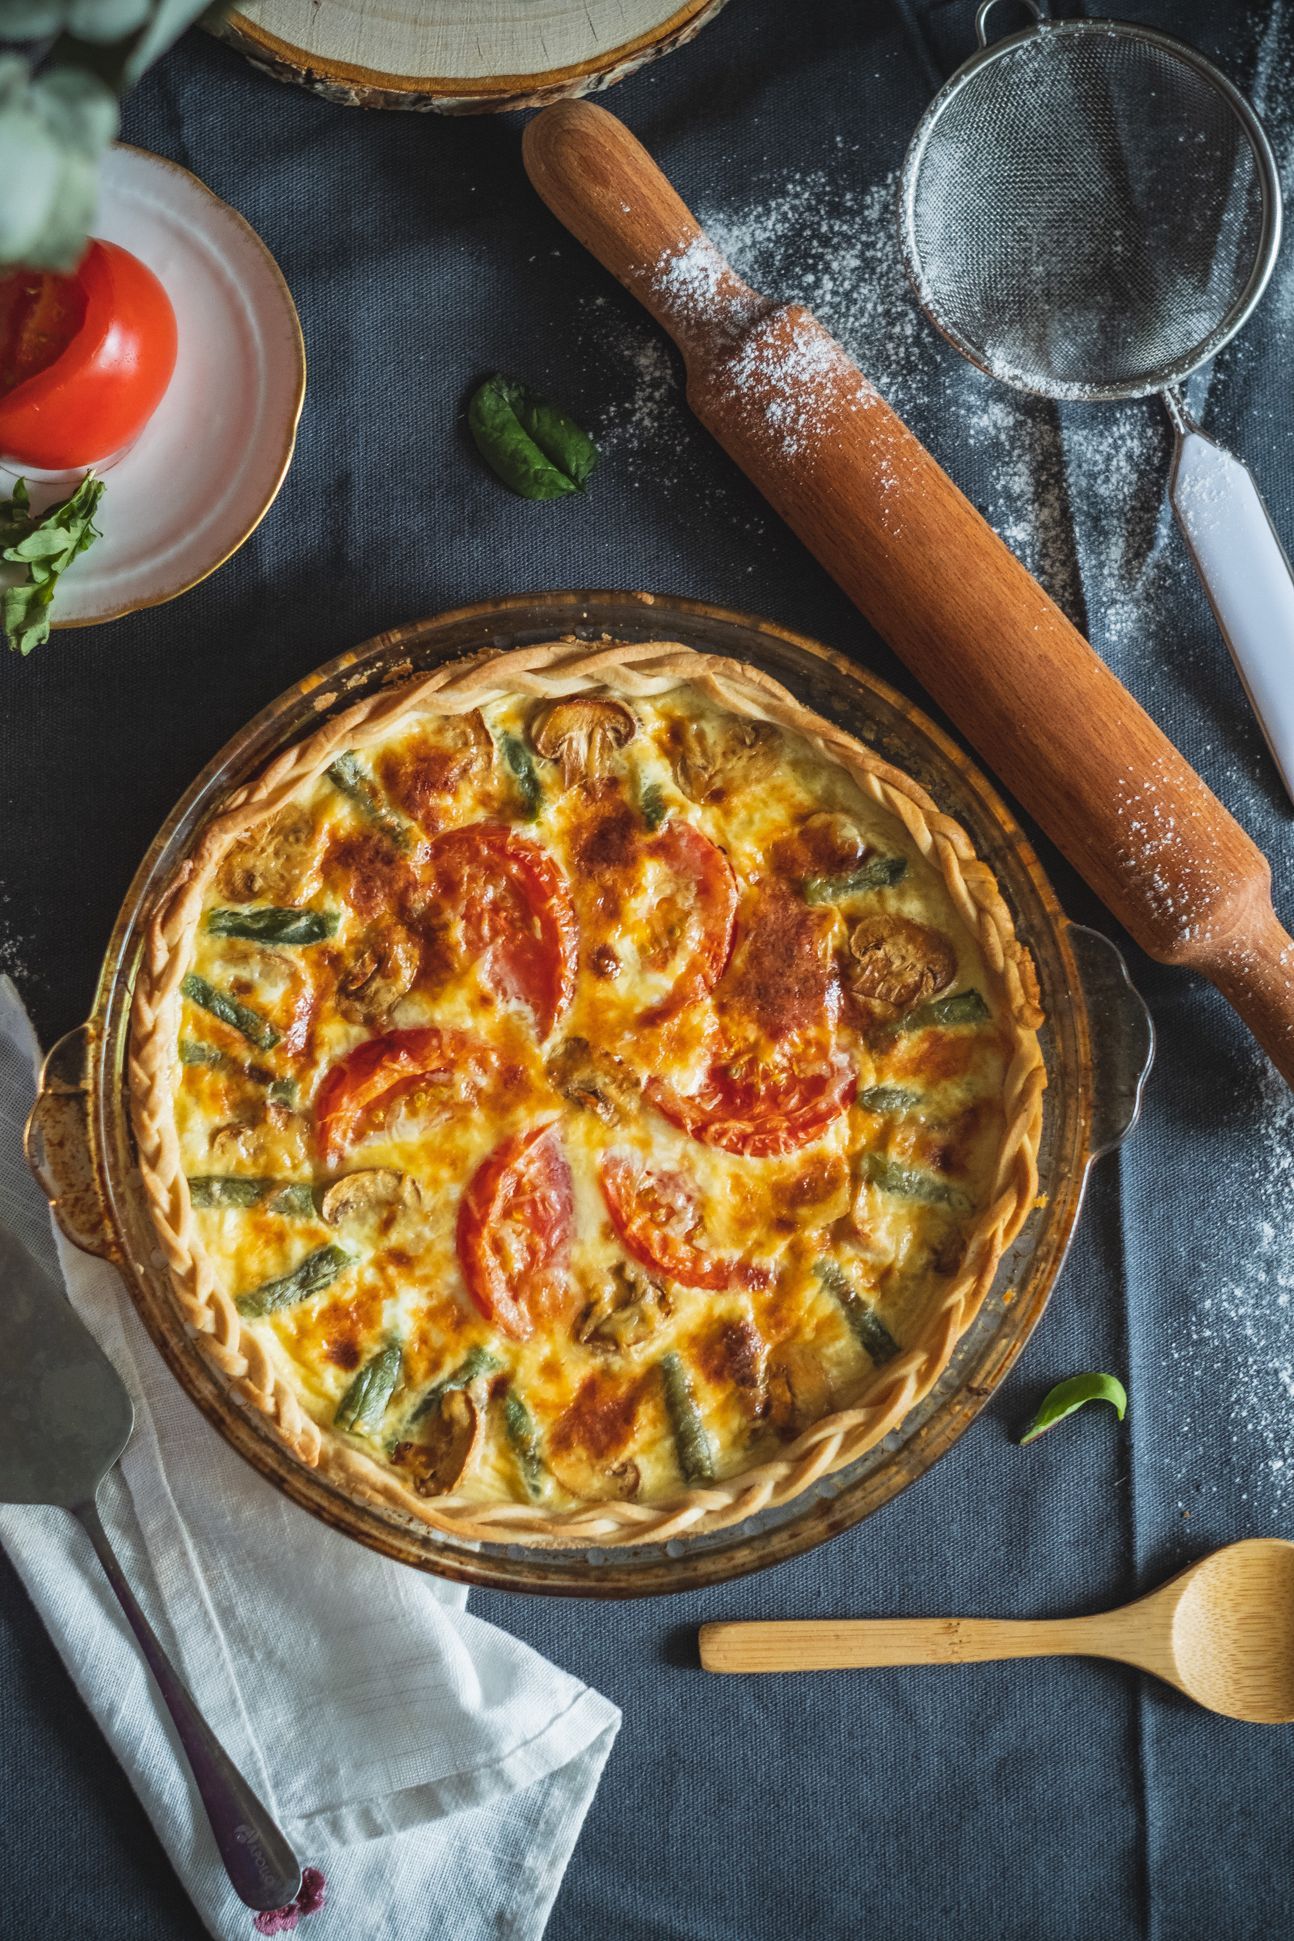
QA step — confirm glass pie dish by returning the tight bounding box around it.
[26,593,1153,1596]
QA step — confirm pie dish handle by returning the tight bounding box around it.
[1067,924,1155,1160]
[24,1025,121,1262]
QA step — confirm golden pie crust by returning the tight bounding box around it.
[129,639,1045,1546]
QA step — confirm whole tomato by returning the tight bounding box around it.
[0,240,178,469]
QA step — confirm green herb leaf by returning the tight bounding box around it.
[1019,1373,1128,1445]
[206,906,338,946]
[802,854,907,905]
[336,1342,403,1434]
[0,473,104,653]
[468,374,598,501]
[499,731,542,821]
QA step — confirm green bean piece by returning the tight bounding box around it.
[899,988,991,1033]
[858,1084,923,1117]
[815,1258,901,1367]
[179,1039,228,1069]
[503,1389,545,1498]
[500,732,541,820]
[180,973,280,1051]
[802,854,907,905]
[207,907,338,946]
[408,1344,501,1425]
[336,1343,404,1434]
[638,779,667,832]
[861,1152,972,1213]
[267,1077,298,1108]
[189,1175,270,1209]
[326,752,410,850]
[660,1350,715,1484]
[235,1243,353,1317]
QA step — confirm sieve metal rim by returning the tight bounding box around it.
[897,14,1284,404]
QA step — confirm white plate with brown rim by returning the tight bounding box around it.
[1,145,306,634]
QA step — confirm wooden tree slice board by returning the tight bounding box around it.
[218,0,731,113]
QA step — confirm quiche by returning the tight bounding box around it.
[130,639,1045,1544]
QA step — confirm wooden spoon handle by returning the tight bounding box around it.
[524,103,1294,1087]
[700,1615,1120,1674]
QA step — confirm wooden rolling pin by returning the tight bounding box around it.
[523,103,1294,1087]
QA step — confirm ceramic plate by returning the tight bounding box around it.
[3,145,306,631]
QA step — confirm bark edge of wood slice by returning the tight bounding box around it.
[217,0,731,113]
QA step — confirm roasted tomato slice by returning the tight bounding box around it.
[638,820,737,1022]
[457,1122,574,1340]
[315,1025,484,1163]
[648,1052,856,1158]
[423,823,576,1039]
[599,1151,769,1291]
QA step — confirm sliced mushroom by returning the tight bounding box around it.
[532,696,637,788]
[208,1120,255,1166]
[391,1386,483,1497]
[336,922,420,1025]
[320,1167,419,1227]
[547,1443,641,1503]
[670,715,780,805]
[217,805,323,904]
[546,1036,641,1125]
[573,1260,673,1355]
[766,1343,835,1438]
[845,915,957,1018]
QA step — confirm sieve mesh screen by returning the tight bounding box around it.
[903,25,1272,400]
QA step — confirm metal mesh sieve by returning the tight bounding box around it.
[899,6,1282,402]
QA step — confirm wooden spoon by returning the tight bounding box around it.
[524,103,1294,1087]
[699,1539,1294,1722]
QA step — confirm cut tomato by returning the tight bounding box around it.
[648,1052,856,1157]
[423,823,576,1040]
[314,1026,485,1163]
[638,820,737,1023]
[599,1151,769,1292]
[0,240,177,469]
[457,1123,574,1340]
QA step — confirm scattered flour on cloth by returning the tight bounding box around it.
[577,30,1294,1509]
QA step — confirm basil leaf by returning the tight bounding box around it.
[1019,1373,1128,1445]
[1,473,104,653]
[468,374,598,501]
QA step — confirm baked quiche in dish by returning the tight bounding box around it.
[130,639,1045,1544]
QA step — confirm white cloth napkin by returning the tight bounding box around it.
[0,976,618,1939]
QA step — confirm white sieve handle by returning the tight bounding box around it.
[1168,402,1294,809]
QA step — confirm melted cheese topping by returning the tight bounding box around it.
[169,684,1015,1511]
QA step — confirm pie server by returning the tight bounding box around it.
[0,1222,301,1913]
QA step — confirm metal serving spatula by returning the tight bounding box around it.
[0,1224,301,1912]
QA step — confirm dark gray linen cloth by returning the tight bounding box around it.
[2,2,1291,1935]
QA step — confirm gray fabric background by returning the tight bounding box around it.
[1,2,1291,1935]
